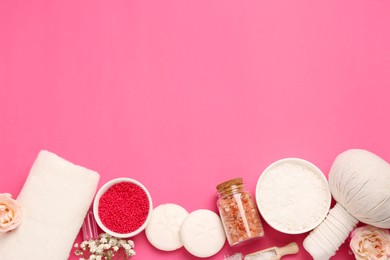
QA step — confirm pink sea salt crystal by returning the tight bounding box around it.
[98,182,149,234]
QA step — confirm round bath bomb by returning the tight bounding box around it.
[145,203,189,251]
[180,209,226,258]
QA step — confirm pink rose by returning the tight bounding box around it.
[0,193,22,232]
[350,225,390,260]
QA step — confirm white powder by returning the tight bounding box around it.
[257,160,331,233]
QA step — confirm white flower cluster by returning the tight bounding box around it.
[74,233,135,260]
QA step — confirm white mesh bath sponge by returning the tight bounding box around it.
[303,149,390,260]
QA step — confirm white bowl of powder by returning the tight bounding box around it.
[256,158,331,234]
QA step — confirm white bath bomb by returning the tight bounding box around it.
[145,203,189,251]
[180,209,226,258]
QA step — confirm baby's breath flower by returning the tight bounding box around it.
[81,241,88,249]
[74,233,135,260]
[74,250,83,256]
[96,244,104,253]
[109,238,117,246]
[126,249,136,257]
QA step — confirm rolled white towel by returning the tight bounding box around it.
[0,150,100,260]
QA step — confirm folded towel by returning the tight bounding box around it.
[0,150,100,260]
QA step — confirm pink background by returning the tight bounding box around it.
[1,1,390,259]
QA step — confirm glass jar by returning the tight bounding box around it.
[216,178,264,246]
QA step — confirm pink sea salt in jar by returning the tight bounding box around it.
[216,178,264,246]
[93,178,153,238]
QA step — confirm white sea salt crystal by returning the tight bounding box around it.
[257,159,331,233]
[244,250,276,260]
[224,253,243,260]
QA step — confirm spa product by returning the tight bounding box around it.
[217,178,264,246]
[0,150,100,260]
[94,178,153,238]
[82,207,98,241]
[180,209,226,258]
[145,203,189,251]
[244,242,299,260]
[256,158,331,234]
[303,149,390,260]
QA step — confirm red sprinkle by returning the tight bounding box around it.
[98,182,150,234]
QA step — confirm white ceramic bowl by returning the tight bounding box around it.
[93,177,153,238]
[256,158,331,234]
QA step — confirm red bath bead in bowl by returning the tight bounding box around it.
[93,178,153,238]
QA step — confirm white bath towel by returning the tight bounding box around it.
[0,150,100,260]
